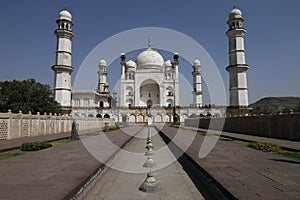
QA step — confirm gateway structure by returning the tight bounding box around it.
[52,7,250,122]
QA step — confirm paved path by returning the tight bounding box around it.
[0,128,103,152]
[160,125,300,200]
[82,126,204,200]
[0,127,135,200]
[1,124,299,200]
[183,126,300,151]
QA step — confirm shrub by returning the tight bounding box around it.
[247,142,281,152]
[21,142,52,151]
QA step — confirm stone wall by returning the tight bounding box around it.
[185,113,300,141]
[0,111,115,140]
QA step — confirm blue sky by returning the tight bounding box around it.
[0,0,299,104]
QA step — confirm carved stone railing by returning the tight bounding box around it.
[0,110,115,140]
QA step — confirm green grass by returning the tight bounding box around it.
[196,131,216,137]
[103,127,120,132]
[275,151,300,161]
[49,138,80,146]
[170,125,180,128]
[231,140,250,147]
[84,132,103,136]
[196,131,206,136]
[0,152,26,160]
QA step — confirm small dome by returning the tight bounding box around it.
[193,59,201,66]
[164,59,172,67]
[99,59,107,66]
[126,60,137,68]
[136,48,164,68]
[59,9,72,21]
[229,8,242,18]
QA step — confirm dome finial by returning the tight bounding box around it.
[148,35,151,49]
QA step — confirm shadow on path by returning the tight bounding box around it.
[156,126,237,200]
[270,159,300,165]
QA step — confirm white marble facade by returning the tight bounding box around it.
[52,7,250,121]
[72,90,112,118]
[120,44,183,108]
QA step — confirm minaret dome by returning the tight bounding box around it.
[229,8,242,18]
[59,9,72,21]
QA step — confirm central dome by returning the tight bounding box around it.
[136,48,164,68]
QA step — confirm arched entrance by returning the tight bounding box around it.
[126,99,133,108]
[147,99,153,108]
[100,101,104,108]
[122,115,127,122]
[139,79,160,107]
[166,99,173,107]
[129,114,136,122]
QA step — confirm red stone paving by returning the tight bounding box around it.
[1,125,299,200]
[160,126,300,200]
[0,129,132,200]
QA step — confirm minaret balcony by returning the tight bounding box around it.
[192,71,201,75]
[226,64,249,72]
[55,29,74,39]
[193,91,203,95]
[52,65,74,72]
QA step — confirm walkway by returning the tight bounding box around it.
[1,124,299,199]
[82,126,203,200]
[160,125,300,199]
[183,126,300,151]
[0,127,134,200]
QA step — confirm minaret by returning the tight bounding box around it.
[120,53,126,80]
[120,53,126,107]
[52,8,74,114]
[192,59,203,107]
[226,7,249,107]
[98,59,109,94]
[173,53,179,106]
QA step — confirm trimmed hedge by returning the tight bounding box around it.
[247,142,281,152]
[21,142,52,151]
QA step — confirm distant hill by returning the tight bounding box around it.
[250,97,300,114]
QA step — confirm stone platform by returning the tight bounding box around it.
[159,125,300,199]
[0,127,134,200]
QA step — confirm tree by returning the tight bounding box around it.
[0,79,61,114]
